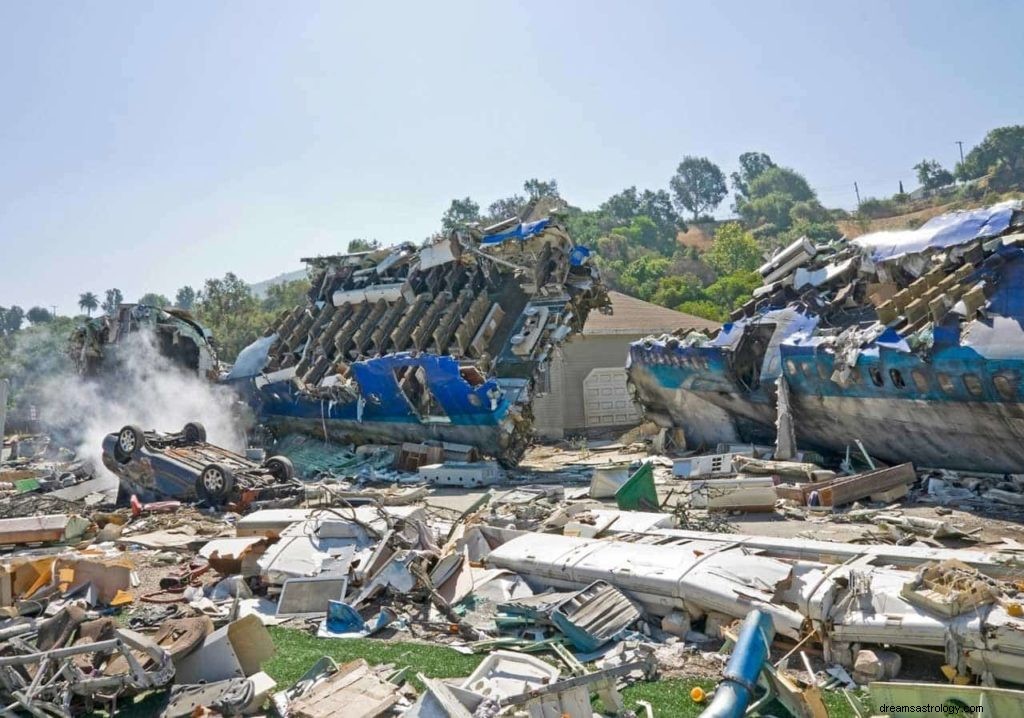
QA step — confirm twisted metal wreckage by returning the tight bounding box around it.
[627,201,1024,472]
[68,303,219,379]
[228,217,610,465]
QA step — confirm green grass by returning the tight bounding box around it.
[103,627,862,716]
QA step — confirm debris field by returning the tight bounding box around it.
[4,206,1024,717]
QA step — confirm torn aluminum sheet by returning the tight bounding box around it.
[174,614,275,684]
[231,217,609,466]
[627,202,1024,473]
[289,658,400,718]
[549,580,641,652]
[486,532,1024,686]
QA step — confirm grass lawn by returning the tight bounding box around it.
[105,627,862,716]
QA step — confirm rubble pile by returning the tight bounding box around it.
[228,216,610,466]
[628,201,1024,473]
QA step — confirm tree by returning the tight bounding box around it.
[669,156,727,221]
[441,197,481,231]
[1,306,24,335]
[956,126,1024,185]
[78,292,99,317]
[914,159,954,190]
[730,152,776,200]
[263,278,311,313]
[736,166,817,232]
[138,293,171,307]
[347,238,381,253]
[600,187,640,223]
[174,286,197,311]
[705,223,762,275]
[618,256,671,301]
[101,288,123,315]
[651,274,703,308]
[746,166,814,202]
[637,189,683,238]
[193,273,263,361]
[486,195,526,221]
[523,178,560,201]
[705,271,761,310]
[26,307,53,324]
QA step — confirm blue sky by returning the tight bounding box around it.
[2,1,1022,315]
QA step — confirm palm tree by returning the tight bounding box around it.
[78,292,99,317]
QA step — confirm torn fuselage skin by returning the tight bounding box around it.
[627,203,1024,472]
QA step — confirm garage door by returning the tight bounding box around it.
[583,368,641,428]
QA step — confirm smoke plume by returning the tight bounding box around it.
[38,331,248,499]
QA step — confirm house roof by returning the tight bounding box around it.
[582,291,720,336]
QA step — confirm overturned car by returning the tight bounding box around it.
[228,216,609,465]
[101,422,302,507]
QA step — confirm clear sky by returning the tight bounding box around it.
[2,1,1022,315]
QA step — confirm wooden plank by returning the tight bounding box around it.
[820,463,915,507]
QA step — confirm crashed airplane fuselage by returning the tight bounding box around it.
[231,218,609,465]
[628,201,1024,473]
[69,303,219,379]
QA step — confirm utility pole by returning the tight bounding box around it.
[854,182,861,208]
[0,379,9,456]
[956,140,965,165]
[50,305,57,320]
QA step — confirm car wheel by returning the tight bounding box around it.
[263,455,295,481]
[183,422,207,443]
[196,463,235,503]
[114,425,145,463]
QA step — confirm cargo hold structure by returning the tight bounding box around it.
[626,201,1024,473]
[229,218,609,465]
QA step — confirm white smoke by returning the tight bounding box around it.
[39,331,248,500]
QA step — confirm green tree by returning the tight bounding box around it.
[263,278,312,313]
[730,151,776,200]
[618,256,671,300]
[956,125,1024,184]
[138,292,171,307]
[78,292,99,317]
[26,306,53,324]
[914,159,954,190]
[747,166,814,203]
[101,288,123,315]
[441,197,481,231]
[670,156,728,220]
[194,273,264,361]
[651,274,703,308]
[486,195,526,221]
[523,178,560,201]
[705,223,762,275]
[1,306,24,335]
[174,286,197,311]
[677,299,726,322]
[705,271,761,311]
[637,189,683,239]
[347,238,381,253]
[600,187,640,223]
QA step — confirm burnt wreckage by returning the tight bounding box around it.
[230,218,609,464]
[628,201,1024,473]
[69,303,219,378]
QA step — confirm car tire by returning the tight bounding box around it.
[263,455,295,481]
[183,422,207,444]
[114,425,145,464]
[196,463,235,503]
